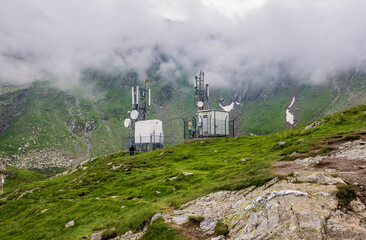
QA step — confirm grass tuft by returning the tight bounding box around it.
[336,185,357,208]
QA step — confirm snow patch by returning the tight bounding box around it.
[286,97,296,125]
[220,102,235,112]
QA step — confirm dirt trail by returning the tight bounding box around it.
[273,139,366,204]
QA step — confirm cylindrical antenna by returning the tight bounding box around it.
[132,87,135,105]
[194,76,197,88]
[136,86,139,104]
[206,84,209,97]
[149,88,151,106]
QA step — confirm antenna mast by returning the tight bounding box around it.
[131,79,150,121]
[194,70,210,110]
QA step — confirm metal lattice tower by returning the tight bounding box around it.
[194,70,210,110]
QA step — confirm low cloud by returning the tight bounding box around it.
[1,0,366,87]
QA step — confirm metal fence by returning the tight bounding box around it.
[121,135,174,152]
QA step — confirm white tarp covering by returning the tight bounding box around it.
[134,120,164,144]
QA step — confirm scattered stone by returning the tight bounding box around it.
[156,191,160,194]
[302,121,323,132]
[41,208,50,213]
[211,236,225,240]
[121,206,125,209]
[151,213,163,223]
[249,132,257,136]
[278,142,286,147]
[183,172,193,176]
[119,230,144,240]
[160,152,164,155]
[169,176,177,180]
[111,165,121,170]
[89,231,103,240]
[214,150,218,153]
[111,196,118,199]
[65,220,74,228]
[240,159,246,163]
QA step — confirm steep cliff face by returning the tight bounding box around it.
[0,87,32,134]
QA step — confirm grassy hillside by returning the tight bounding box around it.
[1,69,366,169]
[1,104,366,239]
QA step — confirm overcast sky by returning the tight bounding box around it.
[1,0,366,87]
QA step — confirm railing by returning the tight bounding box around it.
[121,135,174,151]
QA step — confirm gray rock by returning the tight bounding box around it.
[211,235,225,240]
[301,121,323,132]
[278,141,286,147]
[151,213,163,223]
[65,220,75,228]
[183,172,193,176]
[171,215,189,225]
[161,172,366,240]
[200,217,218,234]
[90,231,103,240]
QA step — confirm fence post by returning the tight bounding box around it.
[214,111,216,136]
[225,116,227,136]
[150,134,152,151]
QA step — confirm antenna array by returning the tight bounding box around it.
[131,79,151,121]
[194,70,210,110]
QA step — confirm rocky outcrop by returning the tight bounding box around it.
[4,149,76,170]
[160,173,366,239]
[0,87,32,134]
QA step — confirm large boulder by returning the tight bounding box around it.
[162,174,366,239]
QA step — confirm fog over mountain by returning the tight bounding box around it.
[1,0,366,87]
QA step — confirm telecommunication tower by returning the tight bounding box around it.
[123,79,164,151]
[194,70,210,110]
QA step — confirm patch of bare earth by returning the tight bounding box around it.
[273,140,366,204]
[172,221,212,240]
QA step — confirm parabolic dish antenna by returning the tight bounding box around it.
[130,110,139,120]
[197,101,204,108]
[124,118,131,128]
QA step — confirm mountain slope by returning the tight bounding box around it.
[1,104,366,239]
[1,69,366,169]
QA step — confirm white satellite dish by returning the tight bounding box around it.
[124,118,131,128]
[197,101,204,108]
[130,110,139,120]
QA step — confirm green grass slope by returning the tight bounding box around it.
[1,104,366,239]
[2,70,366,167]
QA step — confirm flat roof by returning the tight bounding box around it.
[197,109,228,113]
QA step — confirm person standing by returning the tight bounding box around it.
[129,145,136,156]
